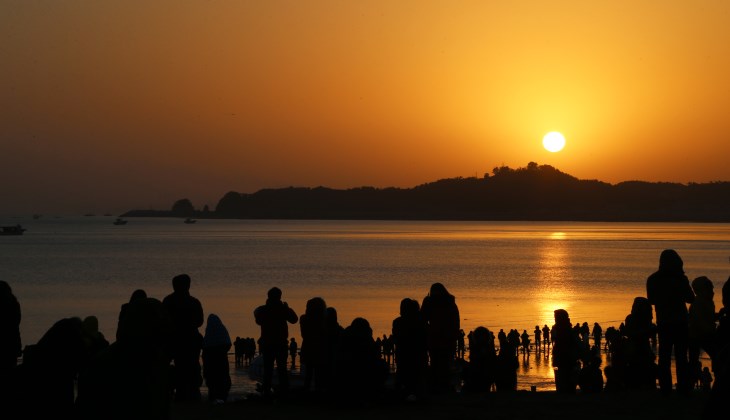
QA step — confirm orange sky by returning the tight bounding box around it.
[2,1,729,215]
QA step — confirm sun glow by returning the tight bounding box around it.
[543,132,566,152]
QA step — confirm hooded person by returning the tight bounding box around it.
[392,298,428,398]
[420,283,460,393]
[202,314,232,403]
[117,289,147,341]
[552,309,579,393]
[646,249,694,395]
[299,297,329,391]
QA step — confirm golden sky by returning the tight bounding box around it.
[2,1,729,215]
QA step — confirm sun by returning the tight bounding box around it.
[543,132,566,152]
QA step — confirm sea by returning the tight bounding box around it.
[1,217,727,394]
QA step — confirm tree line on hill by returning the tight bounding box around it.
[121,162,730,222]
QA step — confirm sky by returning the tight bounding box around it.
[2,1,729,216]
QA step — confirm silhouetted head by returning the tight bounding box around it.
[471,326,494,352]
[82,316,100,334]
[348,317,373,338]
[400,298,420,318]
[0,280,11,296]
[129,289,147,303]
[554,309,570,325]
[267,287,282,301]
[429,282,452,298]
[658,249,684,274]
[723,277,730,309]
[172,274,191,293]
[692,276,713,298]
[631,297,653,322]
[203,313,231,348]
[305,297,327,317]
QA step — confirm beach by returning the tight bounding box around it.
[170,389,711,420]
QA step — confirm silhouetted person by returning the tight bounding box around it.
[0,281,21,407]
[20,317,87,418]
[520,330,530,354]
[702,278,730,419]
[700,367,712,391]
[421,283,460,393]
[325,306,344,389]
[234,337,244,367]
[646,249,694,395]
[117,289,147,341]
[254,287,298,397]
[494,342,518,392]
[335,317,388,401]
[462,326,496,393]
[552,309,579,393]
[162,273,205,401]
[507,329,520,356]
[534,326,542,353]
[382,334,394,365]
[299,297,328,392]
[592,322,603,351]
[77,298,174,420]
[623,297,657,389]
[689,276,717,379]
[244,337,256,365]
[542,324,551,350]
[289,338,298,369]
[580,322,590,344]
[202,314,231,403]
[497,329,507,350]
[605,326,619,355]
[392,298,428,399]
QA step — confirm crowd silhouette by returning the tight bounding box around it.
[0,249,729,418]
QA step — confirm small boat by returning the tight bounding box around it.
[184,218,197,224]
[113,218,128,225]
[1,225,26,235]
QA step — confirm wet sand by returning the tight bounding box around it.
[170,389,711,420]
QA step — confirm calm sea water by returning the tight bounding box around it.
[1,217,727,392]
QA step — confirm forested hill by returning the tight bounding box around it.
[122,163,730,222]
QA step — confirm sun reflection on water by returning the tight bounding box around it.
[534,233,576,326]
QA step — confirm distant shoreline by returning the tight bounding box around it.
[119,211,730,223]
[121,163,730,223]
